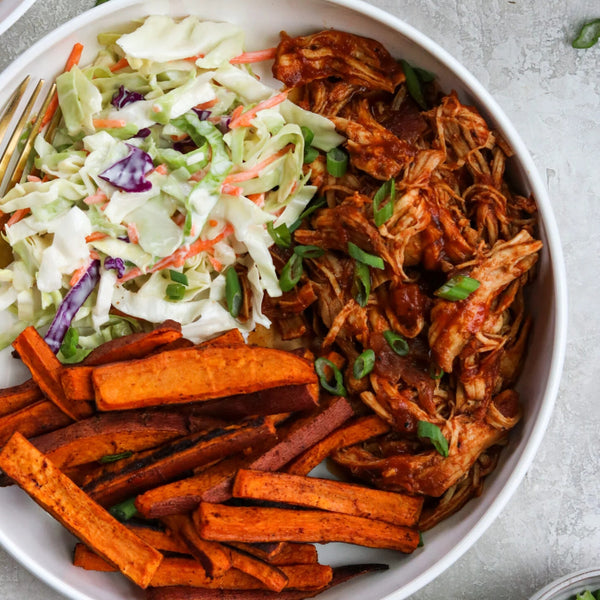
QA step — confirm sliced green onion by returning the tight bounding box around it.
[383,330,409,356]
[353,349,376,379]
[109,497,138,522]
[418,532,424,547]
[301,126,315,146]
[166,283,186,301]
[289,197,326,233]
[414,67,436,82]
[353,262,371,307]
[293,245,324,259]
[99,451,133,464]
[315,357,347,396]
[303,146,319,164]
[429,365,444,380]
[573,19,600,48]
[373,179,395,227]
[279,253,303,292]
[326,146,348,177]
[434,275,480,301]
[417,420,449,457]
[225,267,242,318]
[400,59,427,109]
[267,221,292,248]
[348,242,385,270]
[169,270,188,285]
[60,327,79,359]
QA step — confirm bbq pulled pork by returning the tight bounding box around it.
[269,30,541,529]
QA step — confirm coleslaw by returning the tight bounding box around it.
[0,15,344,360]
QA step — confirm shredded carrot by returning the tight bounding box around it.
[247,193,265,207]
[208,255,223,271]
[40,43,85,128]
[93,119,127,129]
[89,250,100,260]
[230,47,277,64]
[229,105,244,123]
[223,145,292,185]
[69,262,90,287]
[151,164,168,176]
[182,53,205,62]
[190,168,208,182]
[127,223,140,244]
[85,232,108,243]
[195,98,218,110]
[83,190,108,205]
[152,105,162,113]
[26,175,42,183]
[221,183,243,196]
[170,134,189,142]
[109,57,129,72]
[208,219,219,228]
[6,209,30,227]
[229,91,289,129]
[118,225,234,284]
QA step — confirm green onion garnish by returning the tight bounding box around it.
[303,146,319,164]
[301,126,315,146]
[169,270,188,285]
[573,19,600,48]
[294,245,324,259]
[60,327,79,359]
[417,420,449,457]
[353,349,376,379]
[289,197,326,233]
[109,497,138,522]
[225,267,242,318]
[315,357,347,396]
[326,147,348,177]
[267,221,292,248]
[414,66,436,82]
[348,242,385,270]
[434,275,480,301]
[429,365,444,380]
[99,451,133,464]
[279,253,303,292]
[373,179,395,227]
[166,283,186,301]
[400,59,427,110]
[353,262,371,307]
[418,532,424,547]
[383,330,409,356]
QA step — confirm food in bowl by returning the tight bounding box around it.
[0,12,544,598]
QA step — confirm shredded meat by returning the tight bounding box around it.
[270,29,541,526]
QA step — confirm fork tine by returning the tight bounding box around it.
[0,79,45,195]
[0,76,31,143]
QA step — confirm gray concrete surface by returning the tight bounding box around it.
[0,1,599,599]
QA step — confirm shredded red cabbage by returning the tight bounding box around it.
[104,256,126,278]
[192,108,211,121]
[99,144,154,192]
[111,85,145,109]
[135,128,152,138]
[44,260,101,354]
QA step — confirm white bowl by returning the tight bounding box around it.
[529,568,600,600]
[0,1,568,599]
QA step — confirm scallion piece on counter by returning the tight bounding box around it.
[109,497,138,522]
[348,241,385,270]
[315,357,347,396]
[326,146,348,177]
[353,349,376,379]
[303,146,319,164]
[169,269,188,285]
[267,221,292,248]
[572,19,600,48]
[99,451,133,464]
[301,126,315,146]
[417,420,449,457]
[400,59,427,109]
[353,262,371,307]
[383,330,409,356]
[59,327,79,359]
[434,275,480,301]
[373,179,395,227]
[294,245,325,259]
[166,283,186,301]
[279,253,303,292]
[225,267,242,318]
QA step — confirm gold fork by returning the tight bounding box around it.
[0,77,58,197]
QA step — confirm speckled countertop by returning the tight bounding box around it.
[0,1,598,598]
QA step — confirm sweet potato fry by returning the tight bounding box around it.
[162,514,231,578]
[12,326,93,420]
[73,543,117,572]
[195,502,420,553]
[127,523,190,555]
[226,545,289,592]
[60,366,95,402]
[83,417,276,506]
[30,410,194,469]
[285,414,390,476]
[233,469,423,527]
[0,400,71,447]
[92,345,317,411]
[199,329,245,347]
[0,433,163,588]
[0,379,43,417]
[227,542,317,566]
